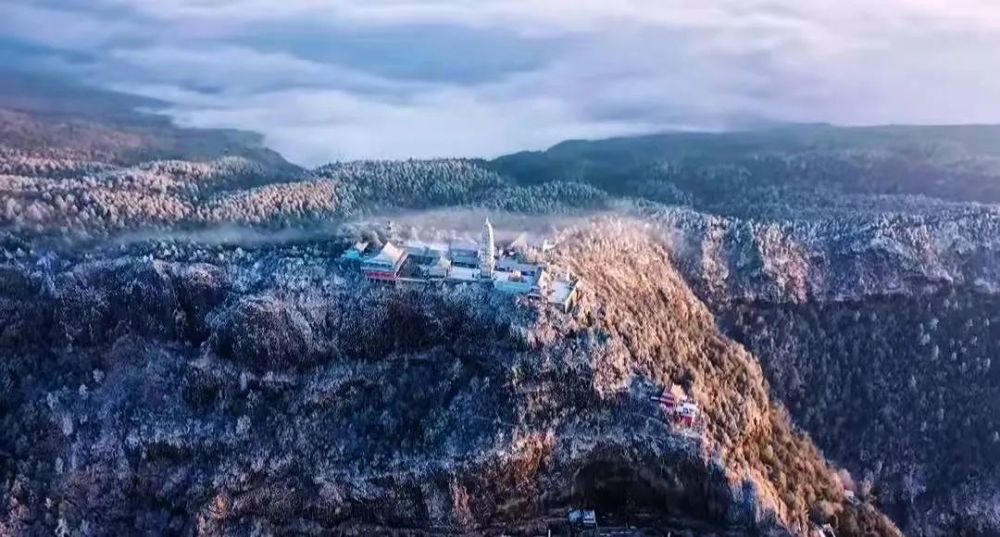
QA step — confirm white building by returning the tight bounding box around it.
[404,240,451,279]
[479,217,496,279]
[448,239,479,268]
[360,242,408,281]
[493,270,534,294]
[496,257,544,277]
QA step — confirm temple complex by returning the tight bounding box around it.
[341,218,581,311]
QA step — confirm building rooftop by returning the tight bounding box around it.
[340,240,370,261]
[404,239,449,254]
[496,258,544,274]
[493,270,533,284]
[364,242,405,267]
[548,280,576,305]
[405,242,449,268]
[449,239,478,253]
[447,266,480,282]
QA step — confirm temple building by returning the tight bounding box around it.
[359,242,408,282]
[345,217,580,311]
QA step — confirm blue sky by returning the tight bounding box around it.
[1,0,999,164]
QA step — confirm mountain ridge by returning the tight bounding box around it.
[2,80,999,535]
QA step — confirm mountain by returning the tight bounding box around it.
[487,128,1000,536]
[0,221,898,536]
[0,71,295,168]
[488,129,1000,535]
[2,81,1000,535]
[491,124,1000,216]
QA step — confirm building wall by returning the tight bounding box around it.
[364,271,398,282]
[494,279,533,294]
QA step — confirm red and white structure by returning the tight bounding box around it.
[650,386,702,430]
[650,391,680,413]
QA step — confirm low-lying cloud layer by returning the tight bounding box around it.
[2,0,1000,164]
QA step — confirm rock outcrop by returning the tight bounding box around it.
[0,223,901,536]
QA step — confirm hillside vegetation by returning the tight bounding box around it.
[721,291,1000,535]
[0,222,900,536]
[2,79,1000,536]
[491,125,1000,211]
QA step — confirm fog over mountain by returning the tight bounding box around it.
[4,0,1000,163]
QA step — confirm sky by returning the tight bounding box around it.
[1,0,999,164]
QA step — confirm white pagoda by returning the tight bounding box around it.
[479,217,496,278]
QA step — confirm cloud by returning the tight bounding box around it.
[2,0,1000,164]
[128,80,662,164]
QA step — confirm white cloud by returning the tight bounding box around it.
[102,45,429,95]
[3,0,1000,164]
[123,80,665,164]
[0,2,141,49]
[90,0,1000,34]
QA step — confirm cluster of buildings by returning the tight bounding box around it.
[341,218,580,312]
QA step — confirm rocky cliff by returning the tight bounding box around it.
[649,209,1000,536]
[488,126,1000,536]
[0,223,899,536]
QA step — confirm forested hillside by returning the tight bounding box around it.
[719,290,1000,535]
[490,125,1000,218]
[3,76,1000,536]
[0,221,900,536]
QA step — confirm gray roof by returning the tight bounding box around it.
[497,258,543,273]
[449,239,478,253]
[365,242,405,266]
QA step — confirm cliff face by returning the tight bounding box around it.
[487,126,1000,536]
[0,223,899,536]
[719,291,1000,536]
[655,210,1000,536]
[548,222,899,536]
